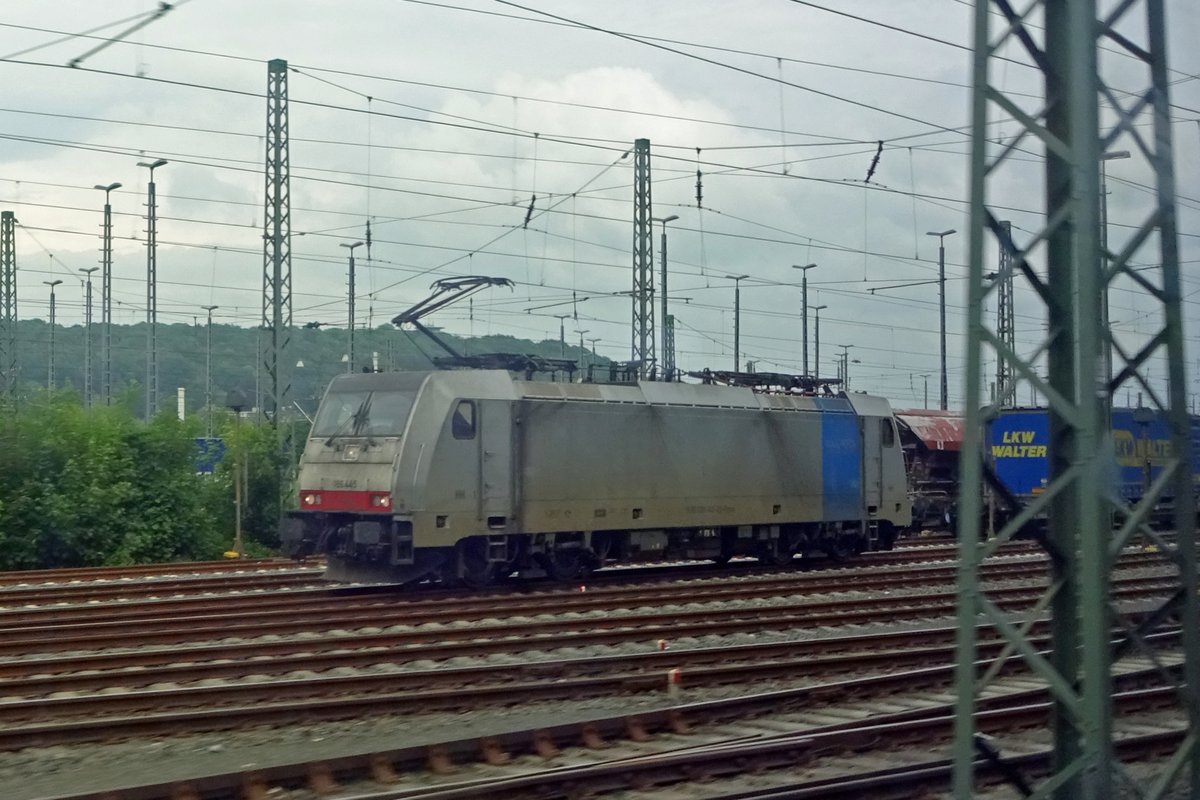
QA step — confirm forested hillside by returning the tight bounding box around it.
[6,321,606,417]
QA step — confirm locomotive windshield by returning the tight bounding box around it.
[312,390,416,438]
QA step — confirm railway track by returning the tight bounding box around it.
[0,540,1026,607]
[0,539,1181,800]
[0,567,324,605]
[0,558,312,586]
[0,619,1179,746]
[0,547,1163,649]
[370,693,1183,800]
[0,567,1176,672]
[35,647,1184,800]
[0,571,1177,749]
[0,550,1072,634]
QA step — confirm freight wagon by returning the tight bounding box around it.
[988,406,1200,513]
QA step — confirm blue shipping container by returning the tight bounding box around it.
[989,407,1200,503]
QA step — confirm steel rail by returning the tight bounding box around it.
[0,558,310,585]
[8,622,1157,722]
[0,569,322,604]
[0,620,1037,697]
[34,663,1183,800]
[0,625,1180,741]
[0,552,1097,642]
[0,630,1179,752]
[0,539,1028,605]
[0,574,1176,680]
[0,570,1176,662]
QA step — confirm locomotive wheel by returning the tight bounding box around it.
[757,545,794,567]
[823,538,850,562]
[541,547,593,582]
[445,538,498,589]
[877,522,897,551]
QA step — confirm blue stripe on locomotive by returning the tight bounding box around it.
[819,400,863,520]
[989,407,1200,502]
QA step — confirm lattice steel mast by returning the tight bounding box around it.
[631,138,655,379]
[80,267,98,407]
[954,1,1196,798]
[663,314,676,380]
[261,58,292,423]
[97,183,120,405]
[0,211,16,400]
[139,158,166,419]
[993,220,1015,406]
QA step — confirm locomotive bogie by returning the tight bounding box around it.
[283,370,911,585]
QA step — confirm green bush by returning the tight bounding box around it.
[0,393,292,569]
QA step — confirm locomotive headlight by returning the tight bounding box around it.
[370,493,392,508]
[301,493,321,507]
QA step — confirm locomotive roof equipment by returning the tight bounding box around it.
[391,276,577,379]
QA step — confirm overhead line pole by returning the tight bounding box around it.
[926,229,955,411]
[652,214,678,379]
[203,305,218,439]
[994,220,1015,406]
[80,267,98,407]
[812,304,827,382]
[341,241,363,373]
[631,138,655,379]
[726,274,749,372]
[95,182,121,406]
[261,57,292,423]
[139,158,167,419]
[0,211,16,401]
[954,1,1196,797]
[43,280,62,390]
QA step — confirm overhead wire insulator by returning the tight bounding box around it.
[523,194,536,229]
[864,140,883,184]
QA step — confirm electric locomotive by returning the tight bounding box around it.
[281,369,911,585]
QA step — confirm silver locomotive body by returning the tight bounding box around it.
[282,370,911,585]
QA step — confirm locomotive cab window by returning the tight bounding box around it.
[312,390,415,438]
[452,400,476,439]
[881,418,896,448]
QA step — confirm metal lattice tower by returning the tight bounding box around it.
[955,2,1196,798]
[146,181,157,417]
[80,267,97,407]
[44,280,60,389]
[261,58,292,423]
[631,138,655,378]
[994,220,1015,406]
[0,211,16,399]
[141,160,165,418]
[99,193,115,405]
[663,313,676,381]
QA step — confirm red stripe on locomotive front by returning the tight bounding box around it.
[298,490,391,512]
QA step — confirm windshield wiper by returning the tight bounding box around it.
[324,394,372,447]
[351,393,373,437]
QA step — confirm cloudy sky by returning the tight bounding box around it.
[0,0,1197,408]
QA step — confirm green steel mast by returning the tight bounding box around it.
[954,1,1196,797]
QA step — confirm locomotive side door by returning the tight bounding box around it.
[861,415,883,514]
[477,399,513,528]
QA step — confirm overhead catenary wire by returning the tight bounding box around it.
[2,6,1190,402]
